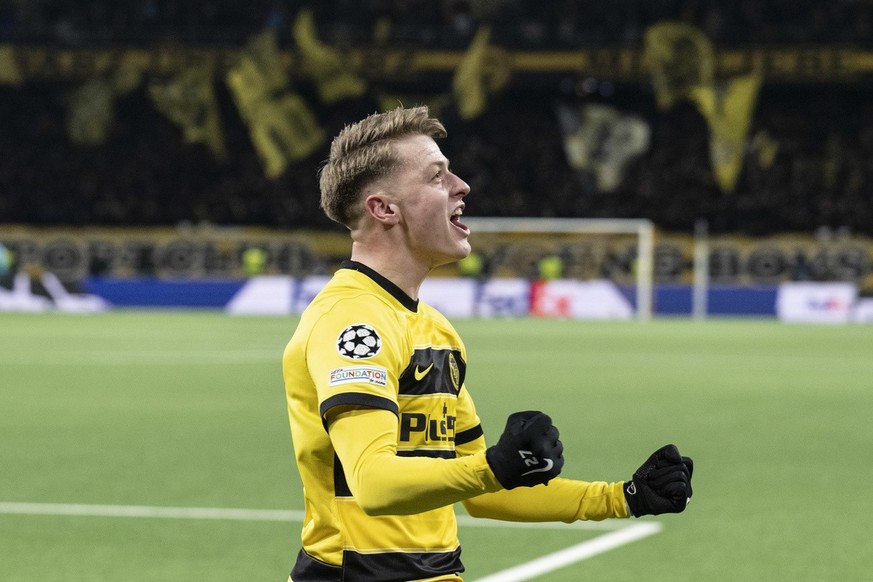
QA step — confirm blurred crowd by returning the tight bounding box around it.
[2,1,873,237]
[3,80,873,236]
[2,0,873,46]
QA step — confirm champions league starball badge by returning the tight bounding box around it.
[336,323,382,359]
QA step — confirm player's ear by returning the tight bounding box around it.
[364,193,400,226]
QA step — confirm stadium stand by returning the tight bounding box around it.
[1,0,872,236]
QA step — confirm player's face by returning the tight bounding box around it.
[389,134,471,268]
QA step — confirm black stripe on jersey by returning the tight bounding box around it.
[454,424,484,446]
[340,260,419,312]
[290,548,342,581]
[342,547,463,581]
[333,454,352,497]
[398,348,466,396]
[397,449,456,459]
[319,393,399,426]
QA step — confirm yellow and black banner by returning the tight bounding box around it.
[225,30,325,177]
[557,103,651,192]
[3,42,870,85]
[3,227,872,291]
[149,65,227,159]
[452,26,511,120]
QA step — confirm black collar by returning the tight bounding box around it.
[340,260,419,312]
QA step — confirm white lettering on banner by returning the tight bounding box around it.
[418,278,477,317]
[328,366,389,387]
[286,277,634,320]
[531,280,633,320]
[775,282,858,324]
[479,278,531,317]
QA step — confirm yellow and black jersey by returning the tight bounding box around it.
[282,260,629,581]
[283,260,494,581]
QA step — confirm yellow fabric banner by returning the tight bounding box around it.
[452,26,511,120]
[292,8,366,104]
[644,22,715,110]
[691,73,762,192]
[557,103,651,192]
[645,22,761,192]
[66,77,115,145]
[226,30,325,178]
[149,66,227,159]
[0,45,22,86]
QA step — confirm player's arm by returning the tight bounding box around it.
[451,387,626,521]
[464,477,629,522]
[459,437,693,521]
[328,407,564,516]
[328,407,499,515]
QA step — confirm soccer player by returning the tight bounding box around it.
[282,105,693,581]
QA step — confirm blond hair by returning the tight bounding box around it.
[318,105,447,227]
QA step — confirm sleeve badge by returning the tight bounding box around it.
[336,323,382,359]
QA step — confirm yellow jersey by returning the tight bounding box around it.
[283,260,628,581]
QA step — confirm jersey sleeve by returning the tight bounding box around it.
[305,296,408,423]
[329,408,503,515]
[461,478,629,522]
[453,388,629,522]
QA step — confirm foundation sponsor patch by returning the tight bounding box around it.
[328,365,389,387]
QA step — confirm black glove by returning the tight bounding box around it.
[624,444,693,517]
[486,411,564,489]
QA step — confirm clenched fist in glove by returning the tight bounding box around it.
[624,444,694,517]
[486,411,564,489]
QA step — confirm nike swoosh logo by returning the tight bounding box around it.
[414,363,434,381]
[521,458,554,476]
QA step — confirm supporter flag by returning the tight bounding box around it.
[226,30,325,178]
[292,7,366,104]
[643,22,715,110]
[557,103,650,192]
[691,72,762,192]
[149,66,227,160]
[644,22,761,192]
[750,130,779,169]
[453,26,511,120]
[0,45,22,86]
[66,77,115,145]
[112,51,146,95]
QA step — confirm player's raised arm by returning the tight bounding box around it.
[327,407,565,515]
[461,437,694,523]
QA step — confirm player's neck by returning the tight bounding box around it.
[349,245,428,300]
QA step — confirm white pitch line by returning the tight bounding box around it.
[470,522,663,582]
[0,502,625,531]
[0,502,661,580]
[0,349,278,366]
[0,502,305,522]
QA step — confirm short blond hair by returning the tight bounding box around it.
[318,105,447,227]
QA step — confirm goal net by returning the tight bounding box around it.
[460,217,655,320]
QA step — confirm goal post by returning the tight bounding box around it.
[463,217,655,320]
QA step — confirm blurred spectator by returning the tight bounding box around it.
[0,242,14,288]
[242,246,268,277]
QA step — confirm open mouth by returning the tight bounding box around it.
[450,207,469,234]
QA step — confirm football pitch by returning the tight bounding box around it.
[1,311,871,581]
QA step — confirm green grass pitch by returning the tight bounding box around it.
[1,311,871,581]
